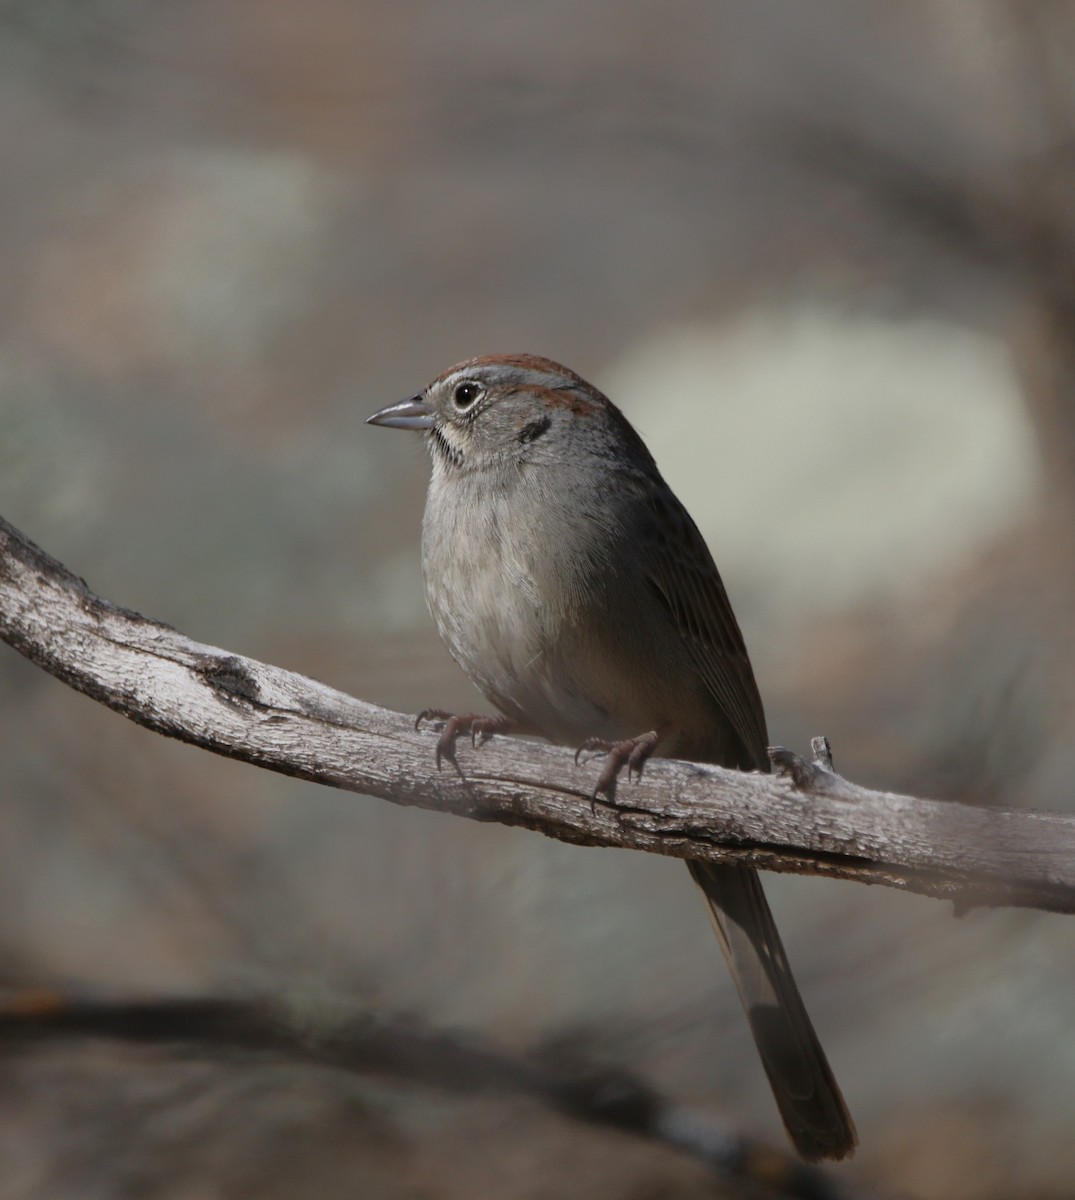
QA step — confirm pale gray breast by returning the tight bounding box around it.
[420,458,713,748]
[420,462,631,741]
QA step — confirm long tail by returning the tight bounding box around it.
[688,861,857,1162]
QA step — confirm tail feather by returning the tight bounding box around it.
[688,861,857,1162]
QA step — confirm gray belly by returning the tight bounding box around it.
[420,473,698,747]
[422,511,611,739]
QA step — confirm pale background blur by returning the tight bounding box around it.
[2,2,1075,1197]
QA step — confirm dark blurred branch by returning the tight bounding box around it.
[2,514,1075,912]
[0,989,857,1200]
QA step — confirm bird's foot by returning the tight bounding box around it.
[574,725,671,808]
[415,709,516,775]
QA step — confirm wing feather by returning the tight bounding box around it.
[631,475,769,769]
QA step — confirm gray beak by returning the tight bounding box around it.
[366,395,434,432]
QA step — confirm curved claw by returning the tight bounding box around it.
[416,707,452,732]
[574,737,614,768]
[415,709,517,777]
[434,728,462,774]
[627,737,658,782]
[575,726,672,808]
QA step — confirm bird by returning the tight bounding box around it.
[367,353,856,1161]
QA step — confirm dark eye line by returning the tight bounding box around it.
[517,415,551,445]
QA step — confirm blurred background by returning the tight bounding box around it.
[1,1,1074,1196]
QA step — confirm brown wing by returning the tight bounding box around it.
[634,476,769,770]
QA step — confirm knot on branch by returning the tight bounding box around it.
[768,737,841,794]
[201,655,262,705]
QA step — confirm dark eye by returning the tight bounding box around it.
[452,381,481,410]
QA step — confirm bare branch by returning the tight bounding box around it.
[1,514,1074,913]
[0,989,857,1200]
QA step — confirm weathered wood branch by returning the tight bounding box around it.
[1,514,1074,912]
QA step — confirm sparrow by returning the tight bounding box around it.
[368,353,856,1160]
